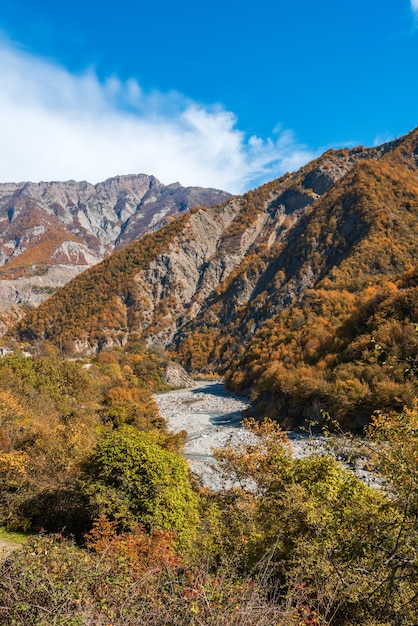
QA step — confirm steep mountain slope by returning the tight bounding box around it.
[14,142,384,349]
[0,175,230,325]
[173,136,418,428]
[177,146,418,354]
[13,129,418,427]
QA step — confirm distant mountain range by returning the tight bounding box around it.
[0,175,231,331]
[13,128,418,429]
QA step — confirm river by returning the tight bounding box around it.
[154,381,255,488]
[154,381,379,489]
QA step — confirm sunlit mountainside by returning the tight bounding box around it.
[12,128,418,429]
[1,128,418,626]
[0,174,230,332]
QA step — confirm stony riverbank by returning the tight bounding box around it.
[155,381,380,489]
[154,381,255,489]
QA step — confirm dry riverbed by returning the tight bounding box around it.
[155,381,380,489]
[155,381,254,489]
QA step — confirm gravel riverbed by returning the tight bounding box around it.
[155,381,379,489]
[154,381,254,489]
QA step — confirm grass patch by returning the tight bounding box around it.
[0,527,29,545]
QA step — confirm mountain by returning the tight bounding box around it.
[13,129,418,429]
[0,174,231,331]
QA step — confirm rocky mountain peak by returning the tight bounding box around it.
[0,174,231,330]
[13,134,410,350]
[10,127,418,432]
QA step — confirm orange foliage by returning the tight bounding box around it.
[85,513,182,573]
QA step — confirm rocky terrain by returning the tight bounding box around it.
[154,381,254,489]
[160,362,195,388]
[15,138,395,350]
[155,381,380,490]
[0,174,230,330]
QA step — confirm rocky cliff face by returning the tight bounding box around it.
[0,174,230,331]
[119,141,396,349]
[14,136,397,352]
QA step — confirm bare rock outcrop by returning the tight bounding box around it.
[161,362,195,388]
[0,175,231,333]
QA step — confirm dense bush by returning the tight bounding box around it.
[2,414,418,624]
[83,426,199,538]
[0,348,173,534]
[0,530,299,626]
[199,418,418,624]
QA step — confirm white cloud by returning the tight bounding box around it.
[412,0,418,11]
[0,41,315,193]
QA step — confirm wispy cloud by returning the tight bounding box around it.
[373,131,396,147]
[411,0,418,25]
[0,41,315,194]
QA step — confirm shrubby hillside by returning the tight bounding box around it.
[0,346,190,536]
[14,140,386,352]
[1,396,418,625]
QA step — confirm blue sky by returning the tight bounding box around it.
[0,0,417,193]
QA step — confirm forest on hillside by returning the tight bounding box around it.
[1,131,418,624]
[175,157,418,431]
[0,345,417,625]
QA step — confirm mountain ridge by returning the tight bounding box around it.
[0,174,231,330]
[13,136,399,349]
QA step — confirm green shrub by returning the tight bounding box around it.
[83,426,199,539]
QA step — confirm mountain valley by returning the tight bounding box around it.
[1,129,418,626]
[11,128,418,429]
